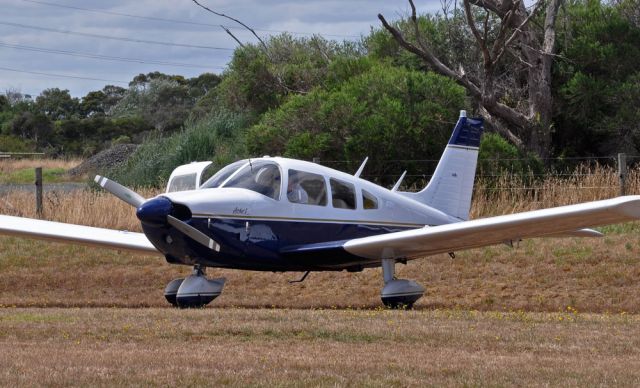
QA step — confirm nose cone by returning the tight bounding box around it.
[136,196,172,226]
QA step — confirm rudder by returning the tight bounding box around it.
[400,110,483,221]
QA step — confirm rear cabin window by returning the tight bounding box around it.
[287,169,327,206]
[330,178,356,209]
[362,189,378,209]
[168,173,197,192]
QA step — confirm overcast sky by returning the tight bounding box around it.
[0,0,443,98]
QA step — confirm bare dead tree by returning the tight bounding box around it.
[379,0,563,159]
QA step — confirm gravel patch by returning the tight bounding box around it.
[68,144,138,177]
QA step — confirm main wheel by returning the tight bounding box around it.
[164,278,184,307]
[380,279,425,310]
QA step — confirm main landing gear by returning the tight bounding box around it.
[380,258,425,309]
[164,265,226,308]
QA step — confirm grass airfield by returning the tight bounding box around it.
[1,307,639,386]
[2,164,640,386]
[1,236,640,386]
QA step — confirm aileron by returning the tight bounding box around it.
[344,196,640,259]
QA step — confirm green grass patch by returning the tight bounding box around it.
[597,222,640,235]
[0,167,72,184]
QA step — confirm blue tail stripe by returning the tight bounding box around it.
[448,117,484,147]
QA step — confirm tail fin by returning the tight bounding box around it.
[400,110,483,221]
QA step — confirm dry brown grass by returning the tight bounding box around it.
[0,188,161,231]
[0,307,638,386]
[470,164,635,217]
[0,163,635,230]
[0,164,639,312]
[1,232,640,312]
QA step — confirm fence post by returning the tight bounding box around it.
[618,153,627,196]
[35,167,43,218]
[312,157,320,164]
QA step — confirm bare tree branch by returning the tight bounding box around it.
[192,0,312,95]
[490,2,519,62]
[191,0,269,53]
[464,0,491,67]
[507,47,535,67]
[479,106,525,149]
[409,0,429,52]
[220,25,245,48]
[492,0,543,66]
[469,0,507,17]
[378,13,482,98]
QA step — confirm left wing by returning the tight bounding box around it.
[0,215,159,255]
[344,196,640,259]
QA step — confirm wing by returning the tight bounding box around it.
[344,196,640,259]
[0,215,159,255]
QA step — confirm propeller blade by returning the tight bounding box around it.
[167,215,221,252]
[95,175,145,208]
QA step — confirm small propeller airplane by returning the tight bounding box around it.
[1,110,640,308]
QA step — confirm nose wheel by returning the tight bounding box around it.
[164,265,226,308]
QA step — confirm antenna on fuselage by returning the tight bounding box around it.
[391,171,407,192]
[354,157,368,178]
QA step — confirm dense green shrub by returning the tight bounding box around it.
[247,62,467,185]
[108,110,249,187]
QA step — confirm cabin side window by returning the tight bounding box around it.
[362,189,378,210]
[287,169,327,206]
[330,178,356,210]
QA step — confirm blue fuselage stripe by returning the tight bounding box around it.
[142,217,418,271]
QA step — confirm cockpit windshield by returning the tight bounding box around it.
[200,159,248,189]
[221,160,281,200]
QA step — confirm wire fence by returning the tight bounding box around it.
[315,154,640,197]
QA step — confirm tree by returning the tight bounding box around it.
[0,95,8,111]
[217,33,362,116]
[80,85,126,117]
[187,73,221,98]
[6,111,52,147]
[553,0,640,155]
[35,88,80,120]
[247,61,467,184]
[4,89,31,106]
[378,0,562,159]
[111,78,192,132]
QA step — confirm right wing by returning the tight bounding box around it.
[344,196,640,260]
[0,215,160,255]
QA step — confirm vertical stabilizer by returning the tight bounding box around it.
[400,111,483,221]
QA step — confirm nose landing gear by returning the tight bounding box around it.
[164,265,226,308]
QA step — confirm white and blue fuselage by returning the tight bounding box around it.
[140,157,458,271]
